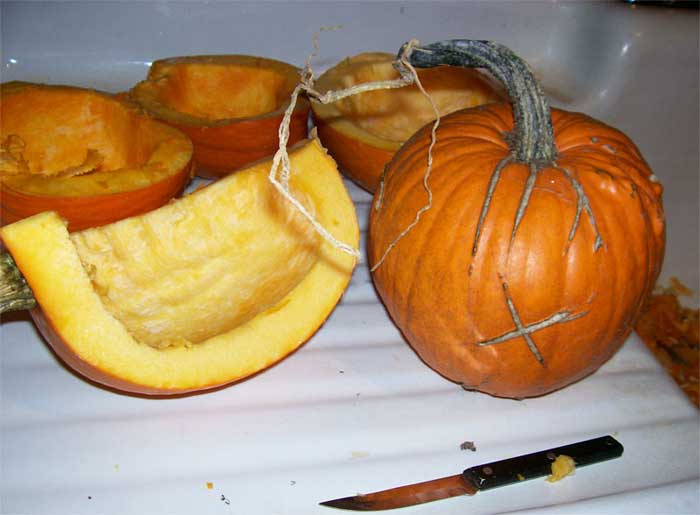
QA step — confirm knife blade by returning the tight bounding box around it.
[320,435,623,511]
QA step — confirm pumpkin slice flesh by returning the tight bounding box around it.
[131,55,304,126]
[1,82,191,197]
[313,52,503,146]
[128,55,310,180]
[1,139,358,394]
[70,161,320,349]
[311,53,503,193]
[157,63,289,120]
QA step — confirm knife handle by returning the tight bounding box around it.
[462,435,623,491]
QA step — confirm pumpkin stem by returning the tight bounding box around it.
[402,39,556,164]
[0,251,36,314]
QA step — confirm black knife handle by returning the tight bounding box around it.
[462,435,623,491]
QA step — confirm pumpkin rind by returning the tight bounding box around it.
[129,55,310,179]
[0,81,193,231]
[1,138,358,395]
[369,103,665,398]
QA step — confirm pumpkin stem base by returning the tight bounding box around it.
[405,39,557,164]
[0,251,36,314]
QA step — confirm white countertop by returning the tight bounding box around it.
[1,2,698,514]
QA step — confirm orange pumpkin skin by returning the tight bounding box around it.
[368,104,665,398]
[168,106,309,180]
[29,309,174,395]
[313,118,394,193]
[1,166,192,232]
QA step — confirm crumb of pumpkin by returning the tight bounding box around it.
[206,482,213,490]
[634,277,699,408]
[546,455,576,483]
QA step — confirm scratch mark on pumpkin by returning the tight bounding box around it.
[475,282,589,365]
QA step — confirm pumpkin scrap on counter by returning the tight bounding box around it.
[634,278,699,407]
[368,40,665,399]
[0,81,193,231]
[0,138,359,395]
[311,52,503,193]
[128,55,310,179]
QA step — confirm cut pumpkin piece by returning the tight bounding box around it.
[312,52,503,192]
[0,138,359,395]
[129,55,310,179]
[0,81,193,231]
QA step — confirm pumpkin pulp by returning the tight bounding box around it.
[1,138,358,394]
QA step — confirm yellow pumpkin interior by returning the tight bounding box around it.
[131,56,301,124]
[313,52,503,144]
[1,139,358,392]
[0,82,191,196]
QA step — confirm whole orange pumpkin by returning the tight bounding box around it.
[368,40,665,398]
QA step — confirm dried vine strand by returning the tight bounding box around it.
[269,34,427,261]
[369,57,442,272]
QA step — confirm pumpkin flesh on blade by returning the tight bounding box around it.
[0,139,358,394]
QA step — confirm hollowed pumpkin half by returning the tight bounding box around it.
[129,55,310,179]
[0,81,193,231]
[311,52,503,193]
[0,138,358,395]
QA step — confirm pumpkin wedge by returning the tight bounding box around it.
[0,138,358,395]
[0,81,193,231]
[129,55,310,179]
[312,52,502,192]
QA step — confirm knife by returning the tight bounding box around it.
[320,435,623,511]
